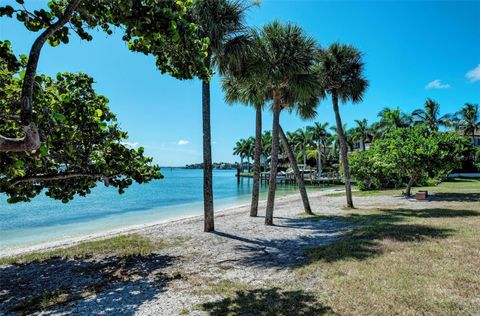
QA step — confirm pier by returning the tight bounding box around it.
[236,170,344,186]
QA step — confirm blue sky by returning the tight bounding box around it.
[1,0,479,166]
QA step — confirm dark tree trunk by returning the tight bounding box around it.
[265,90,281,225]
[405,171,420,196]
[250,107,262,217]
[202,80,214,232]
[0,0,81,152]
[279,126,313,215]
[332,92,354,208]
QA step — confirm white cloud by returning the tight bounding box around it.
[425,79,450,89]
[122,141,139,149]
[466,64,480,83]
[177,140,189,145]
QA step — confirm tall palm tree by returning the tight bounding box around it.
[222,55,268,217]
[241,22,320,225]
[411,99,450,132]
[307,122,330,177]
[351,119,369,151]
[317,43,368,208]
[192,0,250,232]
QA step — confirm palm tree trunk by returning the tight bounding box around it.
[332,92,354,208]
[279,126,313,215]
[265,91,281,225]
[317,142,322,177]
[250,107,262,217]
[202,80,214,232]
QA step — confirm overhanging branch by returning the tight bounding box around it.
[8,172,122,187]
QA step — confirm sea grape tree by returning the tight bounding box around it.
[0,41,161,203]
[0,0,209,152]
[349,127,468,195]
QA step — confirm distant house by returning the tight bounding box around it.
[472,131,480,147]
[457,129,480,147]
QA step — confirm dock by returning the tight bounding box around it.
[237,170,344,186]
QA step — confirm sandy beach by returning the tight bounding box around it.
[0,188,342,259]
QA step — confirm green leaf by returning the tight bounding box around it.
[39,144,48,156]
[15,160,25,167]
[95,109,103,117]
[53,113,66,122]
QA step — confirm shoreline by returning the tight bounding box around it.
[0,188,344,259]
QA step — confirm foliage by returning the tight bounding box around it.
[0,43,161,203]
[411,98,451,132]
[350,127,468,191]
[0,0,209,80]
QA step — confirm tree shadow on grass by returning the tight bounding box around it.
[0,253,178,315]
[201,288,335,316]
[307,223,454,263]
[213,207,474,268]
[304,207,477,263]
[430,192,480,202]
[385,207,479,217]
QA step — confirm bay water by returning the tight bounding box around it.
[0,168,332,252]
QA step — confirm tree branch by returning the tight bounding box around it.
[0,0,82,152]
[8,172,121,187]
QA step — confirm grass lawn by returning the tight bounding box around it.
[293,178,480,315]
[325,177,480,197]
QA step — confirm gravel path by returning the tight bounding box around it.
[1,189,454,315]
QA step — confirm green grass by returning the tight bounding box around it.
[294,182,480,315]
[325,177,480,197]
[0,234,170,265]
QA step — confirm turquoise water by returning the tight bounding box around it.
[0,168,329,252]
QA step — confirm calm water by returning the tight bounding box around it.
[0,168,330,252]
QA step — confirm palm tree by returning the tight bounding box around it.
[307,122,330,177]
[291,128,313,168]
[377,107,412,136]
[261,131,272,164]
[351,119,369,151]
[192,0,250,232]
[241,22,320,225]
[411,99,450,132]
[233,138,248,171]
[456,103,479,143]
[245,137,255,172]
[317,43,368,208]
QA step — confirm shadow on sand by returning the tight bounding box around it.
[0,253,178,315]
